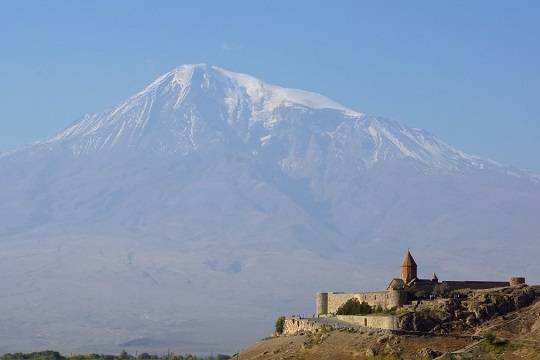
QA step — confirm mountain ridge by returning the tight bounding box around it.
[7,64,536,182]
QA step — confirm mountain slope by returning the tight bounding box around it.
[0,64,539,354]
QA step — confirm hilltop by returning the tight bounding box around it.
[236,286,540,359]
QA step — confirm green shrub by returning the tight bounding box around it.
[0,352,65,360]
[336,298,373,315]
[479,332,509,354]
[433,283,450,297]
[383,306,397,315]
[275,316,286,334]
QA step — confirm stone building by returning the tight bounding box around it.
[316,250,524,317]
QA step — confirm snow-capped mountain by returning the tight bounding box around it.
[0,64,539,354]
[33,64,523,174]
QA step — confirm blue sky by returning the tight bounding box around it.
[1,1,539,171]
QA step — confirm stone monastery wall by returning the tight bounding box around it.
[317,290,407,316]
[443,281,509,291]
[283,317,328,335]
[336,315,399,330]
[282,314,399,335]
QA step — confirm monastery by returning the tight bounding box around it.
[316,250,525,316]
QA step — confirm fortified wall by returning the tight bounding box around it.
[336,315,399,330]
[317,290,407,316]
[444,280,510,291]
[283,317,328,335]
[282,314,399,335]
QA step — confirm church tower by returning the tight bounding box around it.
[400,250,417,283]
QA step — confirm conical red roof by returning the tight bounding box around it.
[401,250,417,267]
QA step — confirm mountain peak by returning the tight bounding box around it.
[141,64,362,116]
[139,63,207,94]
[39,65,364,152]
[23,65,536,182]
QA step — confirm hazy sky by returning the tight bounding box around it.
[1,1,539,171]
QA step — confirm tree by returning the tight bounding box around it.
[336,298,373,315]
[275,316,286,334]
[433,283,450,297]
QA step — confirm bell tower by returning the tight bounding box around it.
[400,250,417,283]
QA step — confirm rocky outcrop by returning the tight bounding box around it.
[398,285,537,333]
[398,311,443,332]
[465,285,536,323]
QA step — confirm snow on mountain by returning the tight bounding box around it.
[0,64,539,354]
[30,64,534,180]
[42,64,358,147]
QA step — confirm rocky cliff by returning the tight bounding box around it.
[399,285,537,333]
